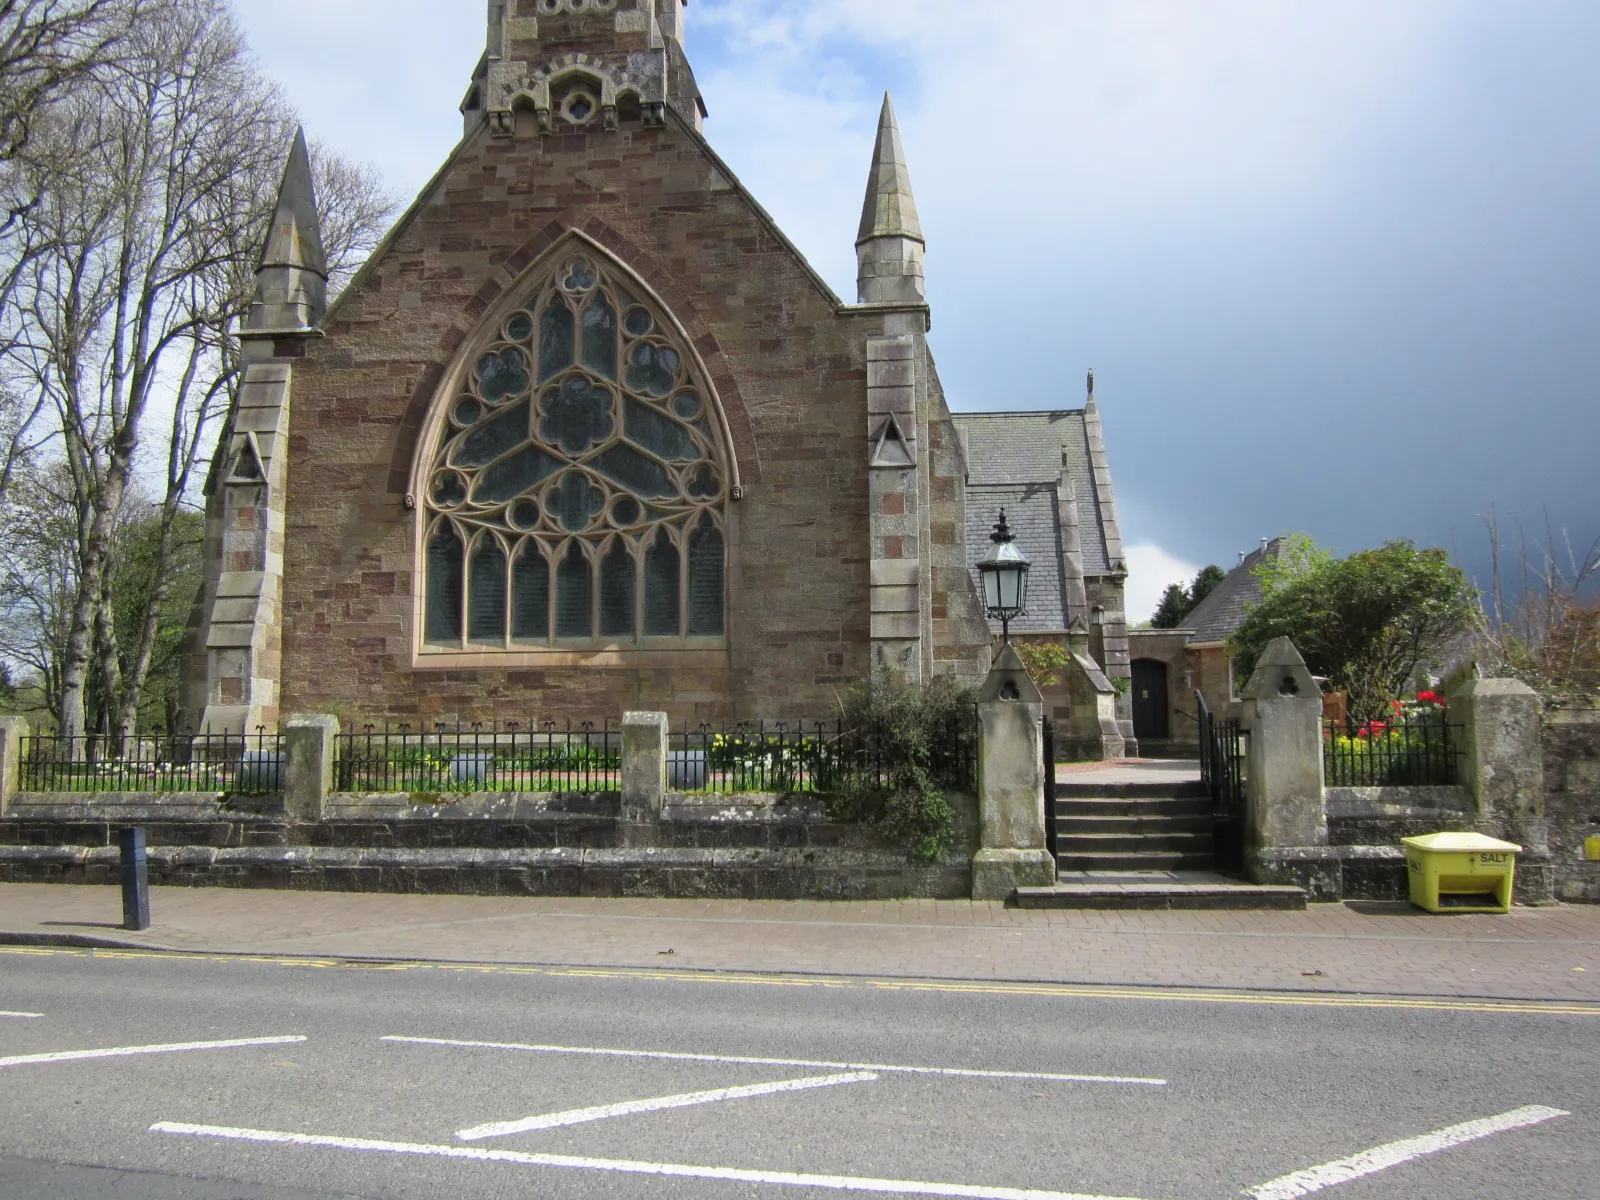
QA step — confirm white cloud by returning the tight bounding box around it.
[232,0,482,198]
[227,1,1600,577]
[1123,543,1201,625]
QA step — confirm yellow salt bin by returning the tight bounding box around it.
[1401,832,1521,913]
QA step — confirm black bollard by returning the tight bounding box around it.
[119,826,150,931]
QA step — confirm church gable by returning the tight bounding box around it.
[187,5,998,726]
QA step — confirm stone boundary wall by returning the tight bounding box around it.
[1318,785,1552,904]
[1544,705,1600,903]
[0,791,976,901]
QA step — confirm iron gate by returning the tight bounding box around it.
[1042,715,1058,861]
[1197,691,1246,875]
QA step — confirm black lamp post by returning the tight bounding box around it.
[977,508,1031,644]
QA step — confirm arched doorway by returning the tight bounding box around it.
[1131,658,1170,741]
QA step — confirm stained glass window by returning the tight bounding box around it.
[555,541,592,638]
[644,532,680,637]
[421,253,727,650]
[687,513,724,637]
[468,538,507,645]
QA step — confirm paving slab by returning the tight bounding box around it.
[1,882,1597,1003]
[1056,758,1201,785]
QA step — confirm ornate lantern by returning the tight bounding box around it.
[976,508,1031,643]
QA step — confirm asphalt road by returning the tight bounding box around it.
[0,946,1594,1200]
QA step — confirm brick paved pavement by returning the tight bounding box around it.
[1,882,1596,1002]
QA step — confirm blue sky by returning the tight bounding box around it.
[233,0,1600,620]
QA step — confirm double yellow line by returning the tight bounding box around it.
[4,944,1595,1016]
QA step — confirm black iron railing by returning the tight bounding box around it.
[669,712,979,796]
[333,720,619,793]
[17,729,284,794]
[1198,691,1246,874]
[1324,714,1462,787]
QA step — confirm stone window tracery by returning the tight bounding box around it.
[422,254,726,650]
[537,0,617,14]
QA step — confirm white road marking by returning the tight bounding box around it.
[1245,1105,1571,1200]
[150,1121,1159,1200]
[0,1011,43,1018]
[0,1035,306,1069]
[382,1035,1166,1086]
[457,1071,877,1141]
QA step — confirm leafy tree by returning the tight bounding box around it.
[1151,563,1227,628]
[107,507,203,732]
[1228,536,1476,722]
[1012,640,1068,688]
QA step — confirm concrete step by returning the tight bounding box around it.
[1017,872,1307,910]
[1056,850,1216,872]
[1054,813,1214,835]
[1054,780,1208,800]
[1054,796,1211,818]
[1053,830,1213,854]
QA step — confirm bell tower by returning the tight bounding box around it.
[467,0,704,137]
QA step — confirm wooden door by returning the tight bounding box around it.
[1131,658,1170,741]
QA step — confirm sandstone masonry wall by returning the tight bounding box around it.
[279,113,879,725]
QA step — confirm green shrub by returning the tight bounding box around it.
[824,670,976,863]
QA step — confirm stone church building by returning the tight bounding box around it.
[181,0,1133,734]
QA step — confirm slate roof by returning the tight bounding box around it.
[964,483,1066,632]
[956,411,1075,486]
[953,409,1113,574]
[954,408,1120,633]
[1183,537,1286,643]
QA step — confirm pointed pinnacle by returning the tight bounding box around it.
[259,128,328,280]
[856,93,923,247]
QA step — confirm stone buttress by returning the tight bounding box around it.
[1082,375,1135,747]
[852,94,982,681]
[187,130,327,734]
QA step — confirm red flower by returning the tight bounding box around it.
[1417,690,1441,704]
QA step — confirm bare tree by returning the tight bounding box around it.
[1,0,397,741]
[0,0,150,163]
[0,1,155,509]
[1476,508,1600,702]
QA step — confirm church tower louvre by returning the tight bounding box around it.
[465,0,704,137]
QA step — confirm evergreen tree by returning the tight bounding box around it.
[1187,564,1226,610]
[1150,565,1227,628]
[1150,583,1192,629]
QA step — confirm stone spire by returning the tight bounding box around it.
[246,128,327,335]
[855,94,926,304]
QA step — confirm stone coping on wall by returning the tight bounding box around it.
[7,790,974,830]
[0,790,978,900]
[1324,786,1475,820]
[0,844,971,900]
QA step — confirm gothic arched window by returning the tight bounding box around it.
[420,253,728,650]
